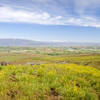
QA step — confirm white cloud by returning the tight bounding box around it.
[0,6,63,24]
[0,6,100,27]
[65,17,100,27]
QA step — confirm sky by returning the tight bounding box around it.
[0,0,100,42]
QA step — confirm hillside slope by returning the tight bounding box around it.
[0,64,100,100]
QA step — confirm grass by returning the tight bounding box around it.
[0,47,100,100]
[0,64,100,100]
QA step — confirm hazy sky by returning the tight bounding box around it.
[0,0,100,42]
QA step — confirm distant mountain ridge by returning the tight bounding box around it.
[0,39,100,47]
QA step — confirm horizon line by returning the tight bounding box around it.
[0,38,100,43]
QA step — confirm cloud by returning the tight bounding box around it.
[0,0,100,27]
[65,17,100,27]
[73,0,100,15]
[0,6,63,24]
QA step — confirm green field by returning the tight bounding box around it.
[0,47,100,69]
[0,47,100,100]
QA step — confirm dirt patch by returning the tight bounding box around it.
[9,73,18,82]
[7,89,17,99]
[45,88,63,100]
[76,83,80,88]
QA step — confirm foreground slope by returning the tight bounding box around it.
[0,64,100,100]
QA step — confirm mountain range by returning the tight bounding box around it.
[0,39,100,47]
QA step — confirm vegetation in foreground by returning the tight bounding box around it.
[0,64,100,100]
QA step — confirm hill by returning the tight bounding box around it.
[0,39,100,47]
[0,64,100,100]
